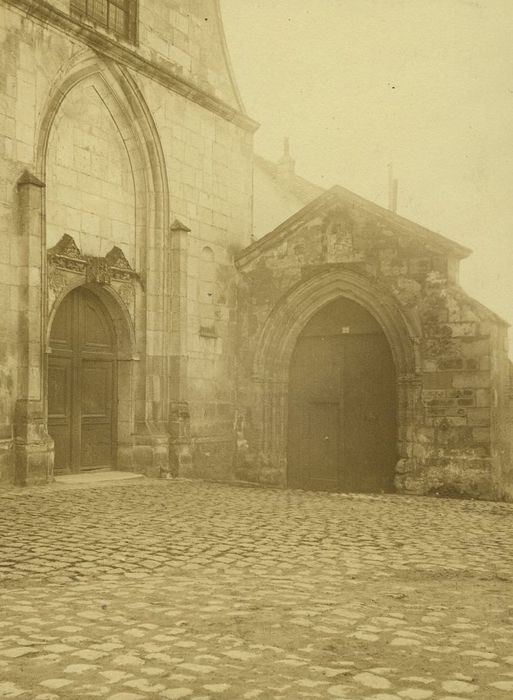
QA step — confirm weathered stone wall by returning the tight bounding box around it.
[491,329,513,499]
[405,278,507,499]
[33,0,241,109]
[0,3,42,483]
[138,0,241,107]
[0,0,255,485]
[46,77,136,261]
[235,195,511,500]
[132,72,253,480]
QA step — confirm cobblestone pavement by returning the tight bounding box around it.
[1,478,513,699]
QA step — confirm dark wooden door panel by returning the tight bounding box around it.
[287,297,397,494]
[289,336,341,401]
[304,401,339,491]
[48,357,72,473]
[48,358,71,420]
[81,361,112,421]
[289,403,340,491]
[80,360,113,469]
[48,287,116,473]
[81,296,114,353]
[48,294,74,352]
[50,423,73,474]
[288,335,341,489]
[81,423,113,468]
[341,334,397,493]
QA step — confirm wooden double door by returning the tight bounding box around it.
[287,297,397,493]
[48,287,116,473]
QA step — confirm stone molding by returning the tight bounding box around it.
[5,0,259,133]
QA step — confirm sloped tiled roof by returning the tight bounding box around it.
[254,154,324,204]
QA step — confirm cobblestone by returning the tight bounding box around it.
[0,478,513,697]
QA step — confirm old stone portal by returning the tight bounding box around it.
[288,297,397,493]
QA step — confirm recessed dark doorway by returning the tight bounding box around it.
[287,296,397,493]
[48,287,117,474]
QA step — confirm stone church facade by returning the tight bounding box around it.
[1,0,512,500]
[0,0,256,486]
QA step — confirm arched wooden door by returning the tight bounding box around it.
[287,297,397,493]
[48,287,117,474]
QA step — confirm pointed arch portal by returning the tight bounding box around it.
[287,296,397,492]
[252,268,420,493]
[31,50,172,479]
[48,286,121,473]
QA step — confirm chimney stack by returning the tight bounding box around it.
[388,163,399,214]
[277,137,296,184]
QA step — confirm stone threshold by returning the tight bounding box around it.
[54,470,145,486]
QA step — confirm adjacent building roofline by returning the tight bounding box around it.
[236,184,472,266]
[254,153,325,204]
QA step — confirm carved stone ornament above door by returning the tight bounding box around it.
[47,234,142,316]
[321,206,363,263]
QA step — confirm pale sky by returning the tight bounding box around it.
[221,0,513,344]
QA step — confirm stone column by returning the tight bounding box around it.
[14,170,53,485]
[257,376,288,486]
[167,219,192,477]
[394,372,423,492]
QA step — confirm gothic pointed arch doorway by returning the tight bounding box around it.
[287,296,397,493]
[48,286,118,473]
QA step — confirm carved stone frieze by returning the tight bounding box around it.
[47,234,141,313]
[105,245,131,269]
[47,265,67,296]
[85,256,111,285]
[47,233,87,275]
[116,282,135,309]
